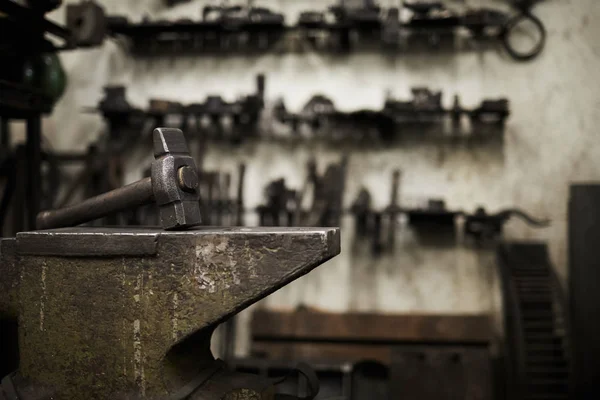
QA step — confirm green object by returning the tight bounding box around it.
[40,53,67,103]
[22,53,67,105]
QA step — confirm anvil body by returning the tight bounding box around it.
[0,227,340,399]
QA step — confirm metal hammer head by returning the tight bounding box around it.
[151,128,202,229]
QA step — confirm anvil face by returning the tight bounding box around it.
[1,227,340,399]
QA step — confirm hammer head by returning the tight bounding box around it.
[151,128,202,229]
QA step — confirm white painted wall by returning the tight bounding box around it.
[37,0,600,355]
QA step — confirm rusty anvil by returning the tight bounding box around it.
[0,129,340,400]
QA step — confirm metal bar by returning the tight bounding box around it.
[214,174,222,226]
[387,169,401,248]
[0,157,15,236]
[372,212,383,255]
[26,115,41,230]
[36,177,154,230]
[0,117,9,147]
[12,146,26,234]
[222,173,231,226]
[206,175,215,225]
[236,164,245,226]
[569,185,600,398]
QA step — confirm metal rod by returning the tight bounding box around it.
[222,173,231,226]
[372,211,383,256]
[387,169,401,248]
[236,164,245,226]
[36,177,154,230]
[12,146,26,234]
[26,115,41,230]
[214,173,222,226]
[0,156,15,236]
[0,117,9,147]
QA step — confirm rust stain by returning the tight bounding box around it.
[172,293,179,340]
[39,261,47,332]
[133,319,145,395]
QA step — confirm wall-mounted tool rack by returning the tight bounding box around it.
[87,74,265,146]
[349,170,550,255]
[103,0,547,61]
[90,78,509,145]
[251,165,549,256]
[274,88,509,143]
[352,195,551,255]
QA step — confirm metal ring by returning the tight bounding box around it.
[501,11,546,61]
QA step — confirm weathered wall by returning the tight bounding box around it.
[35,0,600,355]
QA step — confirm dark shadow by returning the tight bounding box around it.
[123,30,504,61]
[0,317,19,377]
[410,224,458,248]
[351,360,390,400]
[163,327,216,389]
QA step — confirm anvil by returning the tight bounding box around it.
[0,226,340,399]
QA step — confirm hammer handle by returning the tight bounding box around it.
[36,177,154,230]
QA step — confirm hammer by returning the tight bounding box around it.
[36,128,202,230]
